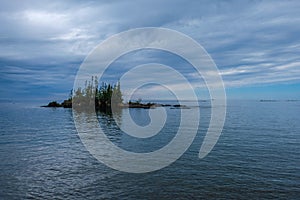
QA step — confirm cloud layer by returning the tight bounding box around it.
[0,0,300,101]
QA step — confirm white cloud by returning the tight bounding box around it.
[23,10,68,26]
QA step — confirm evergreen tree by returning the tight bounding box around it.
[72,77,123,110]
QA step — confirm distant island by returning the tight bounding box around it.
[42,77,189,111]
[259,99,299,102]
[259,99,278,102]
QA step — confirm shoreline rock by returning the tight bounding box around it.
[42,100,190,109]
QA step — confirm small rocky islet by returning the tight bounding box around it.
[42,99,189,109]
[42,78,189,110]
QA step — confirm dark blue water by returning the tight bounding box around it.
[0,100,299,199]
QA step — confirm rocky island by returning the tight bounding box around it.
[42,77,189,110]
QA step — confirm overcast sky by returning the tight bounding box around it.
[1,0,300,102]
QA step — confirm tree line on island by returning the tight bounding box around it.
[43,77,155,111]
[44,76,122,110]
[43,76,189,111]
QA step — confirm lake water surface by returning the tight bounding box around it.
[0,100,299,199]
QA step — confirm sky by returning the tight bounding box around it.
[0,0,300,103]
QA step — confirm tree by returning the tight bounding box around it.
[72,77,123,110]
[112,81,123,106]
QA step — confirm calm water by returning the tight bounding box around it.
[0,100,299,199]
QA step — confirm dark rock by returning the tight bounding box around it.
[61,99,72,108]
[43,101,62,107]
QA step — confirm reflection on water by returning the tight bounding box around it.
[0,100,299,199]
[74,105,200,173]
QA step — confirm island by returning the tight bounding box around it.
[42,77,189,110]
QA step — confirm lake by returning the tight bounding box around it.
[0,100,299,199]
